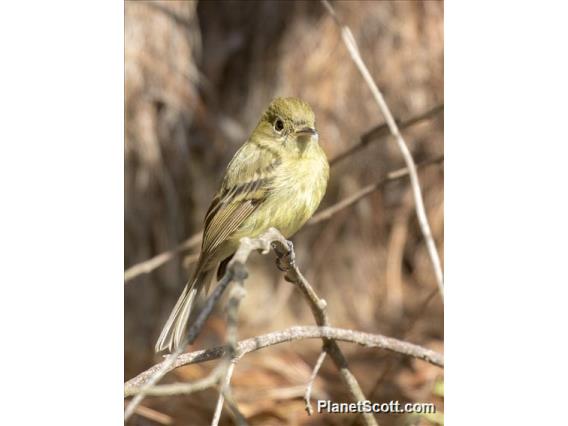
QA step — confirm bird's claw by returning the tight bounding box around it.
[286,240,295,264]
[275,240,296,272]
[276,256,288,272]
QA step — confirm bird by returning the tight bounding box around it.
[155,97,329,353]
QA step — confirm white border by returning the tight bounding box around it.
[446,2,568,424]
[0,2,123,424]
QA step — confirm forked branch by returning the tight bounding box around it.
[125,229,443,426]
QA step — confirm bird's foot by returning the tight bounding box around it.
[275,240,295,271]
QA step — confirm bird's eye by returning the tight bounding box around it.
[274,118,284,132]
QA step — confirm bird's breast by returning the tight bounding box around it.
[231,151,329,241]
[263,155,328,237]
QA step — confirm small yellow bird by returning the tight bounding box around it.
[155,97,329,353]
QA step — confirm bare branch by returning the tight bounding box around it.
[304,351,327,415]
[134,405,173,425]
[124,280,247,410]
[125,325,443,396]
[131,365,224,397]
[125,229,302,420]
[329,104,443,167]
[124,233,201,283]
[125,263,241,418]
[211,360,236,426]
[124,231,275,420]
[321,0,444,299]
[124,334,188,420]
[309,156,443,225]
[366,287,440,406]
[211,275,247,426]
[123,103,442,284]
[125,229,443,426]
[221,384,249,426]
[271,237,375,425]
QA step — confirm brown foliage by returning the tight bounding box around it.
[125,1,443,425]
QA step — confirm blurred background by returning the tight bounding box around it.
[125,1,443,425]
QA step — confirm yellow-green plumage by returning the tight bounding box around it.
[156,97,329,353]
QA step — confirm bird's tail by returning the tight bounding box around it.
[154,269,214,353]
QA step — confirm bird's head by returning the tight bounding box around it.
[253,97,319,155]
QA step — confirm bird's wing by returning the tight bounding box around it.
[200,140,283,259]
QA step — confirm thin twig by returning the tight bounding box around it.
[362,287,441,426]
[271,239,378,426]
[126,156,442,284]
[124,234,201,283]
[329,104,443,166]
[322,0,444,299]
[131,364,225,397]
[124,334,188,420]
[221,387,249,426]
[134,405,174,425]
[211,277,247,426]
[123,103,442,284]
[211,361,236,426]
[304,351,327,415]
[125,231,276,420]
[125,230,443,426]
[309,155,443,225]
[125,325,444,395]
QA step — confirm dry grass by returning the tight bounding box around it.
[125,1,443,425]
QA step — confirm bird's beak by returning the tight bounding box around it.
[295,127,318,142]
[296,127,318,137]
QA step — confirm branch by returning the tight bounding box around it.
[134,405,173,425]
[322,0,444,299]
[220,387,248,426]
[304,351,327,415]
[211,361,236,426]
[211,270,247,426]
[125,230,443,425]
[124,230,281,421]
[329,104,443,166]
[124,333,188,420]
[123,103,442,284]
[130,364,224,397]
[366,287,440,404]
[125,325,443,396]
[124,233,201,283]
[309,155,443,225]
[271,236,374,425]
